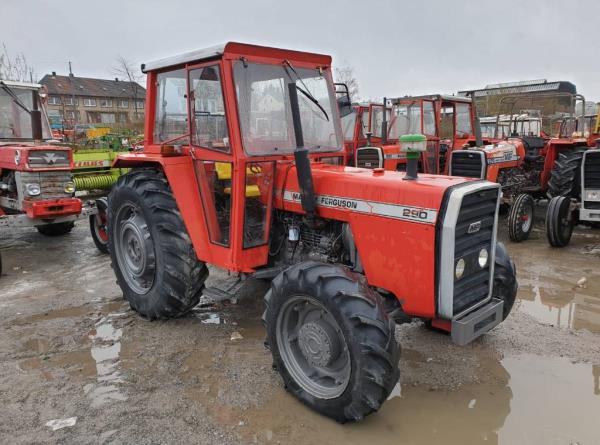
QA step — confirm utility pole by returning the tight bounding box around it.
[68,61,78,128]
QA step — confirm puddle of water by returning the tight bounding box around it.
[507,241,600,333]
[181,346,600,445]
[15,306,91,324]
[86,313,127,408]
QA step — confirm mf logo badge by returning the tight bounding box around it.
[467,220,482,234]
[43,152,59,165]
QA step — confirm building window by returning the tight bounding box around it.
[65,111,78,120]
[100,99,113,108]
[48,96,61,105]
[100,113,116,123]
[118,99,129,108]
[136,100,145,109]
[84,98,97,107]
[63,97,77,106]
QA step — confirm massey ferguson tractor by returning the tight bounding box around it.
[355,95,486,174]
[0,80,106,270]
[448,93,596,243]
[106,42,517,422]
[0,81,82,236]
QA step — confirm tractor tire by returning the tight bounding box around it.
[507,194,534,242]
[107,169,208,319]
[36,221,75,237]
[263,261,400,423]
[90,198,109,254]
[493,242,518,320]
[547,151,584,198]
[546,196,575,247]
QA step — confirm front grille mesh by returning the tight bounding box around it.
[451,151,484,178]
[453,188,498,315]
[356,147,382,169]
[18,171,72,201]
[584,151,600,189]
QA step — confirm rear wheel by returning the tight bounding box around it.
[108,169,208,319]
[90,198,109,254]
[507,194,534,242]
[37,221,75,237]
[263,261,400,423]
[547,151,584,198]
[546,196,575,247]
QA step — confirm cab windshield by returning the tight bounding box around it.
[233,61,342,155]
[0,86,51,140]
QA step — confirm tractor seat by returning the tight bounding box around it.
[215,162,261,198]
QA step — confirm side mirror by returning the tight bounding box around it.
[335,83,353,118]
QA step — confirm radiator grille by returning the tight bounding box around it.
[583,150,600,189]
[17,171,72,201]
[451,151,485,178]
[453,188,498,315]
[356,147,382,169]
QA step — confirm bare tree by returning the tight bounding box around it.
[334,63,360,102]
[113,55,145,121]
[0,43,36,82]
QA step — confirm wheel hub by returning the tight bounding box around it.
[298,320,341,367]
[115,204,155,295]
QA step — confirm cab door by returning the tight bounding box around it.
[187,62,238,269]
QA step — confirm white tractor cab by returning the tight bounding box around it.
[479,113,542,139]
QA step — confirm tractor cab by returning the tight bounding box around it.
[355,95,479,174]
[340,104,372,165]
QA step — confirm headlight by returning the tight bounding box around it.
[26,183,41,196]
[64,181,76,194]
[585,190,600,201]
[478,248,489,268]
[455,258,466,279]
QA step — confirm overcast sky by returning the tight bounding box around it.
[4,0,600,102]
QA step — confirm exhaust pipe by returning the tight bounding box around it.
[381,97,388,145]
[288,83,316,218]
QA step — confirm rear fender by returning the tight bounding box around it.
[113,154,215,267]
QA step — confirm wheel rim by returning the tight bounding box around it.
[114,202,155,294]
[93,213,109,243]
[276,295,351,399]
[520,203,533,232]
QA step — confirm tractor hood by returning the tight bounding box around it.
[275,162,482,224]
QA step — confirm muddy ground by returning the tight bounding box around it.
[1,208,599,445]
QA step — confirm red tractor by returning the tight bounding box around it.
[106,42,517,422]
[0,80,81,269]
[355,95,486,174]
[448,94,597,242]
[0,80,106,275]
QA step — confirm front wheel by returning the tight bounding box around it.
[546,196,575,247]
[108,169,208,319]
[263,262,400,423]
[507,194,534,242]
[90,198,109,254]
[37,221,75,237]
[493,242,518,320]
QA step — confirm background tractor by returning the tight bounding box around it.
[106,42,517,422]
[354,95,487,174]
[448,93,597,242]
[0,80,83,238]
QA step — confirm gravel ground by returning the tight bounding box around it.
[0,214,599,444]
